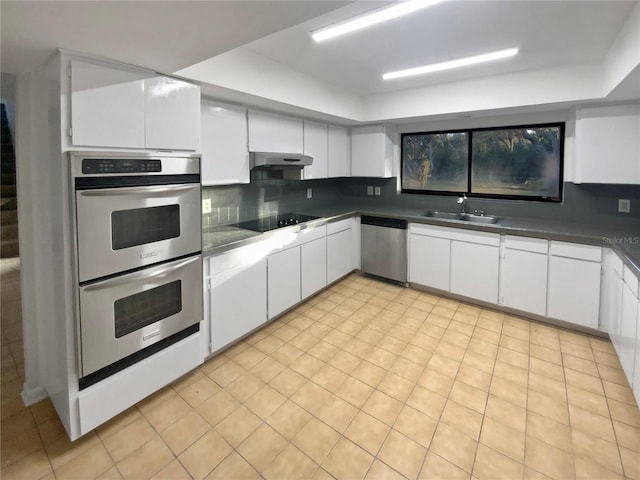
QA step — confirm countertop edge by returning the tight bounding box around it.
[203,209,640,276]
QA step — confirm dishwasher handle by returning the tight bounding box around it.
[361,216,407,229]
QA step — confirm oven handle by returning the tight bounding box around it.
[82,256,200,292]
[79,184,199,197]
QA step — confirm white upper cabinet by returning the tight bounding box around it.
[328,125,351,178]
[351,125,394,178]
[303,121,328,180]
[71,60,148,148]
[574,104,640,184]
[200,101,249,186]
[70,59,200,151]
[144,77,200,150]
[248,110,303,154]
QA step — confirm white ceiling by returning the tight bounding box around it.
[2,0,638,124]
[245,0,636,96]
[0,0,349,74]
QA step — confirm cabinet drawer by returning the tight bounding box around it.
[208,242,271,275]
[327,218,353,235]
[410,223,456,239]
[549,241,601,262]
[409,223,498,246]
[504,235,548,254]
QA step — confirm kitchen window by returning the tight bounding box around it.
[401,123,565,201]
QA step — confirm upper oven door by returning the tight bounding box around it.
[75,182,201,282]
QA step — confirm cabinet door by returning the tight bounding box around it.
[327,228,354,284]
[268,247,301,319]
[301,237,327,299]
[201,101,249,186]
[619,282,638,383]
[408,234,450,291]
[71,60,147,148]
[303,121,328,180]
[144,77,200,150]
[351,125,393,178]
[209,251,267,353]
[248,110,303,154]
[451,241,499,304]
[547,256,601,329]
[501,249,547,316]
[328,125,351,177]
[634,301,640,404]
[575,105,640,184]
[601,251,624,335]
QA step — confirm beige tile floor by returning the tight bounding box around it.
[2,258,640,480]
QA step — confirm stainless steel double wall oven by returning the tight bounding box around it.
[71,152,203,389]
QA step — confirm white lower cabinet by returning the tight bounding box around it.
[208,245,267,353]
[268,247,302,320]
[547,242,602,329]
[634,302,640,404]
[620,279,638,383]
[408,233,450,291]
[301,237,327,299]
[450,240,500,304]
[327,219,356,284]
[500,236,548,316]
[602,250,624,336]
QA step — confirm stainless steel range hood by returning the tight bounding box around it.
[250,152,313,180]
[250,152,313,168]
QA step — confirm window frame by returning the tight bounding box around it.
[400,122,565,202]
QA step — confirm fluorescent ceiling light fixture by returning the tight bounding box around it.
[312,0,445,42]
[383,48,519,80]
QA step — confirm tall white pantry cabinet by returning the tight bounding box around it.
[19,51,203,441]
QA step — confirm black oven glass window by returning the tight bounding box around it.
[111,205,180,250]
[114,280,182,338]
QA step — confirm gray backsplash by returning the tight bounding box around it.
[201,178,342,229]
[203,177,640,232]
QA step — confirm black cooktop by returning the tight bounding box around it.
[233,213,320,233]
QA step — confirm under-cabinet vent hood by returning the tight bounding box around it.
[250,152,313,169]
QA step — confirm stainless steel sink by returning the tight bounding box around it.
[422,211,465,220]
[460,213,501,224]
[422,210,501,224]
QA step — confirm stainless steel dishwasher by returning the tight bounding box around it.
[361,216,408,284]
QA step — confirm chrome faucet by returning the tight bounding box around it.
[456,194,467,214]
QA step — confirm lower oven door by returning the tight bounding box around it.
[79,255,203,378]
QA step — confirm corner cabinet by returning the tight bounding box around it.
[200,101,249,186]
[248,110,303,154]
[70,59,200,150]
[574,104,640,184]
[351,125,393,178]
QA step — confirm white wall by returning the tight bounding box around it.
[1,72,17,139]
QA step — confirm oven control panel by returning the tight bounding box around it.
[82,159,162,175]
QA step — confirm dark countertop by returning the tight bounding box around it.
[202,205,640,274]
